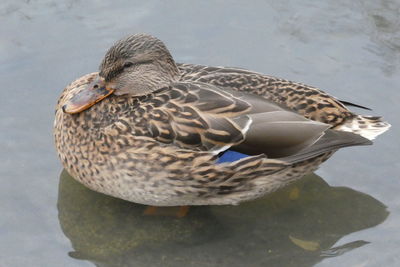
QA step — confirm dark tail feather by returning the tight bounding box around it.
[280,130,372,164]
[339,100,372,111]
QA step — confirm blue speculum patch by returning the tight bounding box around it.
[217,150,250,164]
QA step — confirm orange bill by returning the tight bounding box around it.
[62,76,114,114]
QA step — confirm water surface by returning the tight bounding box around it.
[1,0,399,266]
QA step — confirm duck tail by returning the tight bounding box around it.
[335,115,391,140]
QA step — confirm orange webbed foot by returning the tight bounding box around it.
[143,206,190,218]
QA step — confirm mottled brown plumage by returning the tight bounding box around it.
[54,34,390,206]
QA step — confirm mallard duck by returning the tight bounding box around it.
[54,34,390,206]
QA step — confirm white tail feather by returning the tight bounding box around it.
[335,115,391,140]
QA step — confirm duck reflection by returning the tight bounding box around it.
[58,170,388,267]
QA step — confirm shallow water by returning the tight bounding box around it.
[1,0,399,266]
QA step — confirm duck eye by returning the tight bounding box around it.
[123,62,134,69]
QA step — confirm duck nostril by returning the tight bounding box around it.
[93,84,99,89]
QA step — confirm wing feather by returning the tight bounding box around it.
[146,82,251,152]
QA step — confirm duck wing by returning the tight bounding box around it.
[145,82,369,159]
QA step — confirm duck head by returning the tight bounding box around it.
[63,34,180,114]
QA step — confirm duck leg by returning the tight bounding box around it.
[143,206,190,218]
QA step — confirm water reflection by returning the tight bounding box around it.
[58,170,388,267]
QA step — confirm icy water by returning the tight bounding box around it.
[1,0,399,266]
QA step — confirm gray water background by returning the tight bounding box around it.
[1,0,399,266]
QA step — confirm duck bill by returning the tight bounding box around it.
[62,76,115,114]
